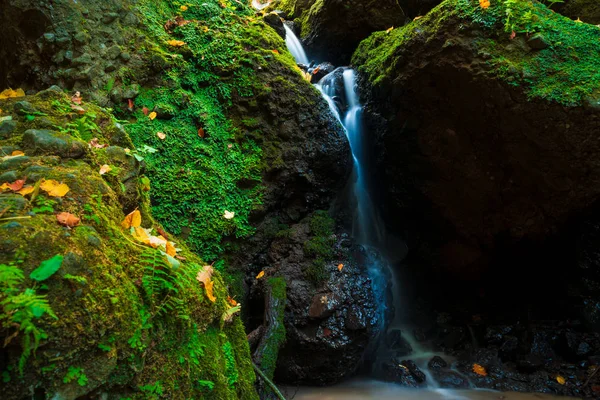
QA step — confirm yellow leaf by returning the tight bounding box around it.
[11,151,24,156]
[0,183,10,191]
[472,363,487,376]
[99,164,111,175]
[157,132,166,140]
[148,111,157,120]
[180,5,188,11]
[479,0,490,9]
[256,270,265,279]
[166,241,177,256]
[0,88,26,99]
[386,26,394,33]
[16,186,35,196]
[122,209,142,229]
[223,210,235,220]
[556,375,566,385]
[132,227,151,244]
[196,265,216,302]
[575,17,582,23]
[338,263,344,271]
[167,40,186,47]
[40,179,70,197]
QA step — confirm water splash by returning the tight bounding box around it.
[283,24,309,65]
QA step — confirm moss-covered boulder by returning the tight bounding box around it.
[0,90,258,399]
[353,0,600,271]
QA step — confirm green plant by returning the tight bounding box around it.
[222,341,239,388]
[0,264,57,374]
[31,195,56,214]
[139,381,164,398]
[63,366,88,387]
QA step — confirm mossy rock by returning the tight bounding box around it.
[0,91,258,399]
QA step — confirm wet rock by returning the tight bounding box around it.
[400,359,426,383]
[517,354,544,372]
[433,369,470,388]
[385,329,413,356]
[22,129,86,158]
[263,12,285,38]
[13,101,37,116]
[564,331,591,358]
[428,355,448,369]
[310,62,335,84]
[381,359,419,387]
[0,119,17,139]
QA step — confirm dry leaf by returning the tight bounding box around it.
[472,363,487,376]
[509,30,516,40]
[122,209,142,229]
[575,17,582,23]
[312,66,321,75]
[256,270,265,279]
[71,104,86,114]
[132,226,151,244]
[17,186,35,196]
[7,180,25,191]
[56,212,80,227]
[142,107,150,116]
[556,375,566,385]
[386,26,394,33]
[337,263,344,272]
[180,5,188,11]
[0,88,25,100]
[196,265,216,302]
[157,132,166,140]
[272,49,279,54]
[89,138,108,149]
[166,241,177,256]
[71,91,83,104]
[227,296,238,306]
[40,179,70,197]
[413,16,423,21]
[223,210,235,220]
[198,127,205,138]
[99,164,112,175]
[479,0,490,9]
[167,40,186,47]
[149,111,157,120]
[11,150,24,157]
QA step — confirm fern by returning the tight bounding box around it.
[0,265,57,374]
[140,250,192,320]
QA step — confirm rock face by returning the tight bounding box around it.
[274,0,406,64]
[353,0,600,273]
[244,212,379,385]
[560,0,600,24]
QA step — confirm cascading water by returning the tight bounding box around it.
[283,24,309,65]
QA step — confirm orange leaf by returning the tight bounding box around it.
[180,5,188,11]
[312,66,321,75]
[256,270,265,279]
[40,179,70,197]
[479,0,490,9]
[56,212,80,227]
[149,111,157,120]
[11,150,25,157]
[556,375,566,385]
[472,363,487,376]
[157,132,166,140]
[71,91,83,105]
[7,180,25,191]
[142,107,150,116]
[196,265,216,302]
[337,263,344,272]
[166,241,177,256]
[0,88,25,100]
[99,164,112,175]
[16,186,34,196]
[272,49,279,54]
[227,296,238,306]
[122,209,142,229]
[198,127,205,138]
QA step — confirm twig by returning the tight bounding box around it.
[0,216,32,221]
[584,366,599,387]
[252,362,287,400]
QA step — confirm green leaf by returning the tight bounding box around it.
[30,255,64,282]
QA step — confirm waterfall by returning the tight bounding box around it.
[283,24,309,65]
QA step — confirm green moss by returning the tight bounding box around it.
[303,211,335,285]
[259,277,286,380]
[353,0,600,105]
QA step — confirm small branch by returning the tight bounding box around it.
[252,362,287,400]
[0,216,32,221]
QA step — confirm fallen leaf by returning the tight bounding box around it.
[312,66,321,75]
[122,209,142,229]
[71,91,83,104]
[413,16,423,21]
[71,104,86,114]
[166,241,177,256]
[180,5,188,11]
[156,226,168,238]
[11,151,24,156]
[337,263,344,271]
[556,375,566,385]
[7,180,25,191]
[386,26,394,33]
[223,210,235,220]
[472,363,487,376]
[479,0,490,9]
[17,186,35,196]
[89,138,108,149]
[227,144,233,149]
[157,132,166,140]
[142,107,150,116]
[509,30,516,40]
[167,40,186,47]
[256,270,265,279]
[272,49,279,54]
[0,183,10,191]
[575,17,582,23]
[128,99,134,110]
[56,212,80,227]
[132,226,151,244]
[99,164,112,175]
[196,265,216,303]
[198,127,205,138]
[227,296,238,306]
[149,111,157,120]
[223,304,241,322]
[0,88,25,100]
[40,179,70,197]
